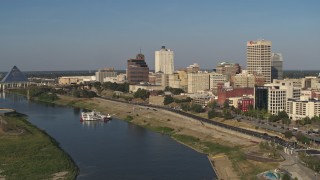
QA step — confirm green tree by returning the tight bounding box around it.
[207,101,218,109]
[208,109,217,119]
[223,100,229,109]
[295,132,310,144]
[133,88,150,100]
[284,131,293,139]
[181,103,190,111]
[164,95,174,105]
[282,118,291,125]
[190,104,203,113]
[278,110,289,119]
[223,109,233,120]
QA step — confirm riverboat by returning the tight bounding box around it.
[81,111,111,121]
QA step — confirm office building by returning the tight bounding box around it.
[271,53,283,80]
[187,71,210,93]
[215,62,241,82]
[254,86,269,110]
[209,72,227,93]
[233,70,255,88]
[127,53,149,84]
[287,97,320,120]
[186,63,200,73]
[168,71,188,92]
[155,46,174,74]
[247,39,272,83]
[95,68,117,83]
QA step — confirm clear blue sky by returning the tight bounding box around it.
[0,0,319,71]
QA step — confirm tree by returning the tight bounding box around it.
[282,173,291,180]
[133,88,149,100]
[190,104,203,113]
[208,109,217,119]
[278,110,289,119]
[164,86,184,95]
[181,103,190,111]
[164,95,174,105]
[282,118,291,125]
[284,131,293,139]
[295,132,310,144]
[208,101,217,109]
[223,100,229,109]
[223,109,233,120]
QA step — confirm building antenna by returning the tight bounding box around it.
[139,47,142,54]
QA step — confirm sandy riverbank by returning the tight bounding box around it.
[56,95,275,179]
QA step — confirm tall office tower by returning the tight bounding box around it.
[155,46,174,74]
[271,53,283,81]
[247,39,272,84]
[127,53,149,84]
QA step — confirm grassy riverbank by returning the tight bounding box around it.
[0,112,78,179]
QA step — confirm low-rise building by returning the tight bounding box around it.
[217,87,254,106]
[129,84,163,93]
[190,93,214,107]
[95,68,117,83]
[58,76,96,85]
[286,97,320,120]
[238,97,254,112]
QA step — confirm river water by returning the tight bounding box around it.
[0,93,216,180]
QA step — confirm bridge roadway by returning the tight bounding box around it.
[98,96,306,149]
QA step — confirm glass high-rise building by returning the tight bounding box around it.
[271,53,283,81]
[247,39,272,84]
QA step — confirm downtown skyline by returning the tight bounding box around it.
[0,0,319,71]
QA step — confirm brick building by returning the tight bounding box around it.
[217,87,254,106]
[127,53,149,84]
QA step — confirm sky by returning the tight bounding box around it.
[0,0,319,71]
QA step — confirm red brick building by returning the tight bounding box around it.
[217,87,254,105]
[238,98,254,112]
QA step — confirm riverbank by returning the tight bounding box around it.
[53,95,281,179]
[0,112,78,179]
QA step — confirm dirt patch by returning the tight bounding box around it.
[209,154,240,180]
[51,171,69,180]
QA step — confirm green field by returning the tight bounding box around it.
[0,113,78,179]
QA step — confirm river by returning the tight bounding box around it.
[0,93,216,179]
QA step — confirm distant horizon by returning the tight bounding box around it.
[1,68,320,74]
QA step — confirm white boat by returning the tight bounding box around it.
[106,114,112,120]
[81,111,109,121]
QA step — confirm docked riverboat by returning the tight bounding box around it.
[81,111,111,121]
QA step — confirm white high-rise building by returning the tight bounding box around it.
[155,46,174,74]
[247,39,272,83]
